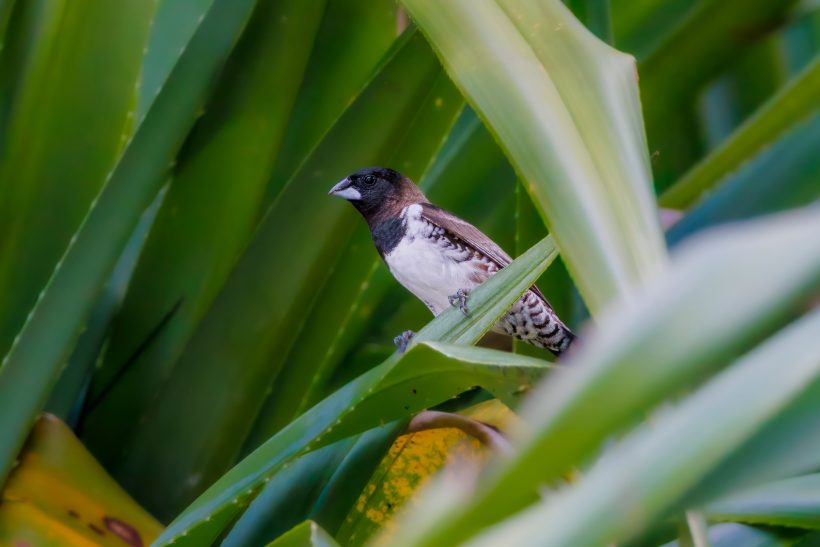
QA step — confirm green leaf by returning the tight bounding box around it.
[639,0,800,187]
[667,112,820,246]
[265,521,339,547]
[661,55,820,209]
[396,205,820,545]
[402,0,667,315]
[264,0,398,203]
[0,0,155,359]
[157,343,547,546]
[224,423,403,547]
[136,0,214,119]
[663,523,805,547]
[468,307,820,547]
[706,474,820,529]
[154,238,556,545]
[104,31,465,520]
[83,0,329,469]
[0,0,258,486]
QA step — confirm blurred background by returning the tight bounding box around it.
[0,0,818,545]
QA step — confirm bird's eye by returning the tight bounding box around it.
[364,175,376,185]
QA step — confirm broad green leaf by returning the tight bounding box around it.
[0,0,258,486]
[0,0,155,359]
[0,415,162,546]
[265,521,339,547]
[468,307,820,547]
[706,474,820,529]
[224,423,403,547]
[107,32,464,520]
[402,0,667,315]
[667,112,820,246]
[396,205,820,545]
[661,55,820,209]
[639,0,800,187]
[83,0,328,469]
[155,241,556,545]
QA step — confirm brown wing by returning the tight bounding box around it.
[419,203,548,301]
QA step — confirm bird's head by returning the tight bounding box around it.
[329,167,426,220]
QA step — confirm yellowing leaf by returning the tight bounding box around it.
[338,400,517,546]
[0,414,163,546]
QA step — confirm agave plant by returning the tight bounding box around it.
[0,0,818,545]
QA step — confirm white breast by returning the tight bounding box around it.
[384,204,486,315]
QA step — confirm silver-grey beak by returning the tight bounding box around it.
[328,177,361,200]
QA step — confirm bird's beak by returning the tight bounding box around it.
[328,177,361,200]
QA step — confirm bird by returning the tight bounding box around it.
[329,166,575,356]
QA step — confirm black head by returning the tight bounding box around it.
[328,167,425,221]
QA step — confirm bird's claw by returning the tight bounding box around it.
[393,330,416,353]
[448,288,470,317]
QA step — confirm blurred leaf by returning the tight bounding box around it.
[84,0,328,469]
[339,400,517,546]
[45,190,165,424]
[639,0,800,187]
[663,523,806,547]
[0,414,162,546]
[395,206,820,545]
[265,0,398,202]
[155,240,557,545]
[136,0,214,119]
[402,0,667,315]
[661,55,820,209]
[705,474,820,529]
[468,307,820,547]
[107,31,464,520]
[224,422,404,547]
[610,0,693,59]
[0,0,258,486]
[563,0,613,43]
[667,112,820,246]
[265,521,339,547]
[0,0,155,359]
[697,38,787,149]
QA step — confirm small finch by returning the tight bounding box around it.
[329,167,575,356]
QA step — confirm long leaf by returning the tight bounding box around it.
[154,235,556,545]
[83,0,328,470]
[401,0,667,315]
[661,55,820,209]
[0,0,155,358]
[395,205,820,545]
[0,0,258,486]
[667,112,820,246]
[467,307,820,547]
[706,474,820,529]
[107,31,465,520]
[639,0,800,187]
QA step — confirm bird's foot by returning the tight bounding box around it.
[448,288,471,317]
[393,330,416,353]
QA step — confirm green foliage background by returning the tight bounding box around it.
[0,0,818,545]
